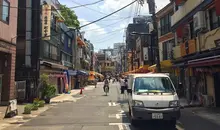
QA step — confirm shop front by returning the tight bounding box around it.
[188,56,220,107]
[40,61,68,94]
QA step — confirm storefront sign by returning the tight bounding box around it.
[42,4,51,40]
[143,47,148,61]
[9,99,17,111]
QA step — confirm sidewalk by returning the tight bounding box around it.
[189,107,220,126]
[0,85,95,130]
[50,85,96,103]
[0,104,51,130]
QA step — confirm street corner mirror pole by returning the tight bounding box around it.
[147,0,161,72]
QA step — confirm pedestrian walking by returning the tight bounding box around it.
[120,77,125,94]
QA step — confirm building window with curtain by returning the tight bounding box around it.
[209,8,220,30]
[0,0,10,24]
[44,42,50,58]
[50,45,58,60]
[162,39,175,60]
[160,12,172,36]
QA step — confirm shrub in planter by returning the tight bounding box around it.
[23,104,33,114]
[32,104,38,111]
[39,100,45,107]
[43,84,56,103]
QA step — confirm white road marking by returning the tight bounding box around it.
[109,123,131,130]
[109,114,127,119]
[108,102,119,106]
[118,110,125,114]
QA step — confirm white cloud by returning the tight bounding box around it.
[79,18,106,39]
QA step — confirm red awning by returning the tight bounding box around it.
[188,58,220,67]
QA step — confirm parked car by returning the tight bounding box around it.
[127,73,181,128]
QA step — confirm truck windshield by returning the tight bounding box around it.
[134,77,175,93]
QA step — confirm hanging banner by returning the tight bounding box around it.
[42,4,51,40]
[143,47,149,61]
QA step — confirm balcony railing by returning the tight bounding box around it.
[171,0,204,27]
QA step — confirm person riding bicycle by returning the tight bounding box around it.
[103,78,109,92]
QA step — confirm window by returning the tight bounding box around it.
[61,33,65,43]
[62,53,66,61]
[134,77,174,93]
[162,39,174,60]
[50,45,58,60]
[44,42,50,58]
[68,38,71,48]
[0,0,10,23]
[209,8,220,30]
[160,12,172,35]
[67,55,70,62]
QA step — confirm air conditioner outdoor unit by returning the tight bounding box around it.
[193,11,206,32]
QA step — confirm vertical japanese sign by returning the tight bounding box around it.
[143,47,148,61]
[42,4,51,40]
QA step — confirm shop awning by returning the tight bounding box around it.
[188,56,220,67]
[160,60,172,68]
[148,60,172,72]
[67,70,77,76]
[77,36,86,46]
[148,64,157,71]
[40,60,68,70]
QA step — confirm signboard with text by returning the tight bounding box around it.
[42,4,51,40]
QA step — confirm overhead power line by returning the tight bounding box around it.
[80,0,138,28]
[26,0,138,41]
[0,0,103,11]
[72,0,104,8]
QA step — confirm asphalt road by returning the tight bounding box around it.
[13,82,220,130]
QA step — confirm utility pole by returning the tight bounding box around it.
[147,0,161,72]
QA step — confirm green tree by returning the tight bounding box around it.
[60,5,80,28]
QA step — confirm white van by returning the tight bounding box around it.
[127,73,180,127]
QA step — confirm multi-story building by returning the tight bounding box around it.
[171,0,220,106]
[0,0,18,105]
[156,2,174,73]
[126,15,153,71]
[96,53,115,75]
[16,0,74,100]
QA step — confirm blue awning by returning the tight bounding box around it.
[67,70,88,76]
[67,70,77,76]
[77,70,88,75]
[171,0,213,31]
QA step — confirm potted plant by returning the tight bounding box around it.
[43,84,56,104]
[23,104,33,114]
[39,74,56,104]
[39,100,45,107]
[32,104,38,111]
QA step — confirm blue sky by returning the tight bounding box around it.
[59,0,170,52]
